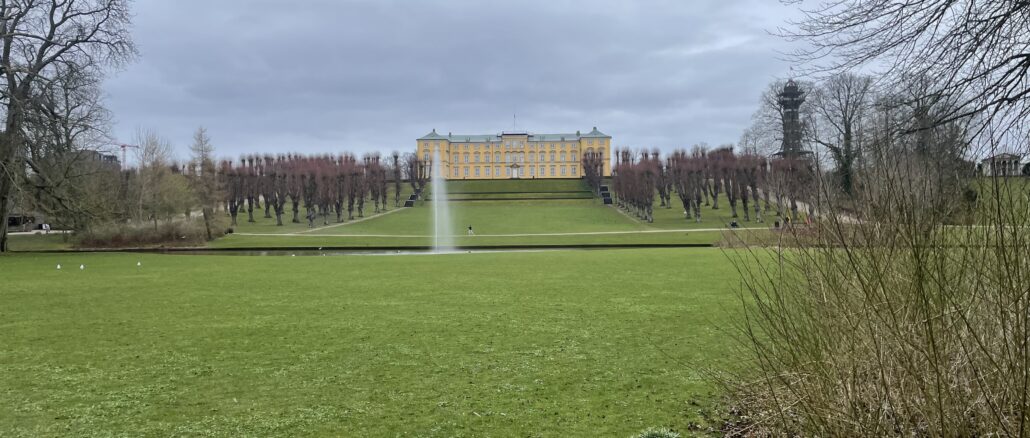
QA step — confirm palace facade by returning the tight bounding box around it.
[416,127,612,180]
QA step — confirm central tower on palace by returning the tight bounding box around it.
[416,127,612,180]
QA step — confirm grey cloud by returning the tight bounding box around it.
[105,0,799,161]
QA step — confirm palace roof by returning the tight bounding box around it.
[419,127,610,142]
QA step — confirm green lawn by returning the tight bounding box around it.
[6,233,73,251]
[314,199,641,236]
[0,248,743,436]
[973,177,1030,222]
[218,188,775,249]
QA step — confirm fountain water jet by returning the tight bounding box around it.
[431,148,455,252]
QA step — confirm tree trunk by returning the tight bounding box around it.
[202,207,214,241]
[264,198,272,218]
[291,200,300,223]
[0,126,20,253]
[0,176,12,253]
[247,197,255,222]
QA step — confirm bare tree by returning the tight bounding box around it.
[133,128,190,230]
[783,0,1030,132]
[0,0,136,252]
[20,66,116,232]
[808,73,873,196]
[391,151,402,207]
[188,127,220,240]
[404,153,429,198]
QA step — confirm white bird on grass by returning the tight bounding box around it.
[56,264,61,270]
[79,264,85,270]
[137,261,142,267]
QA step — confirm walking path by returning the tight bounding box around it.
[8,230,71,235]
[294,207,405,234]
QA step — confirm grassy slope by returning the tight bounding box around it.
[973,177,1030,222]
[218,184,775,248]
[0,249,743,436]
[442,179,589,194]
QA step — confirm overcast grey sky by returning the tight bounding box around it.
[105,0,800,162]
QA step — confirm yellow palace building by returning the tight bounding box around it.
[416,127,612,180]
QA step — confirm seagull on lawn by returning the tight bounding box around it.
[79,264,85,270]
[56,264,61,270]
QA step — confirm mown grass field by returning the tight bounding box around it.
[5,233,74,251]
[0,248,744,436]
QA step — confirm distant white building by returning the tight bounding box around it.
[980,153,1025,177]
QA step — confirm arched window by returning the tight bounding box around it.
[539,152,545,162]
[452,153,459,163]
[494,153,501,162]
[464,154,470,164]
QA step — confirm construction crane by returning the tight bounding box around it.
[114,143,139,170]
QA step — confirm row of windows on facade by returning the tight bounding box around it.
[450,165,578,177]
[421,140,606,150]
[422,152,583,163]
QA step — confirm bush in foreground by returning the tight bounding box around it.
[727,142,1029,435]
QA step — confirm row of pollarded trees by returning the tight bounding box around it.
[612,146,814,223]
[219,152,429,228]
